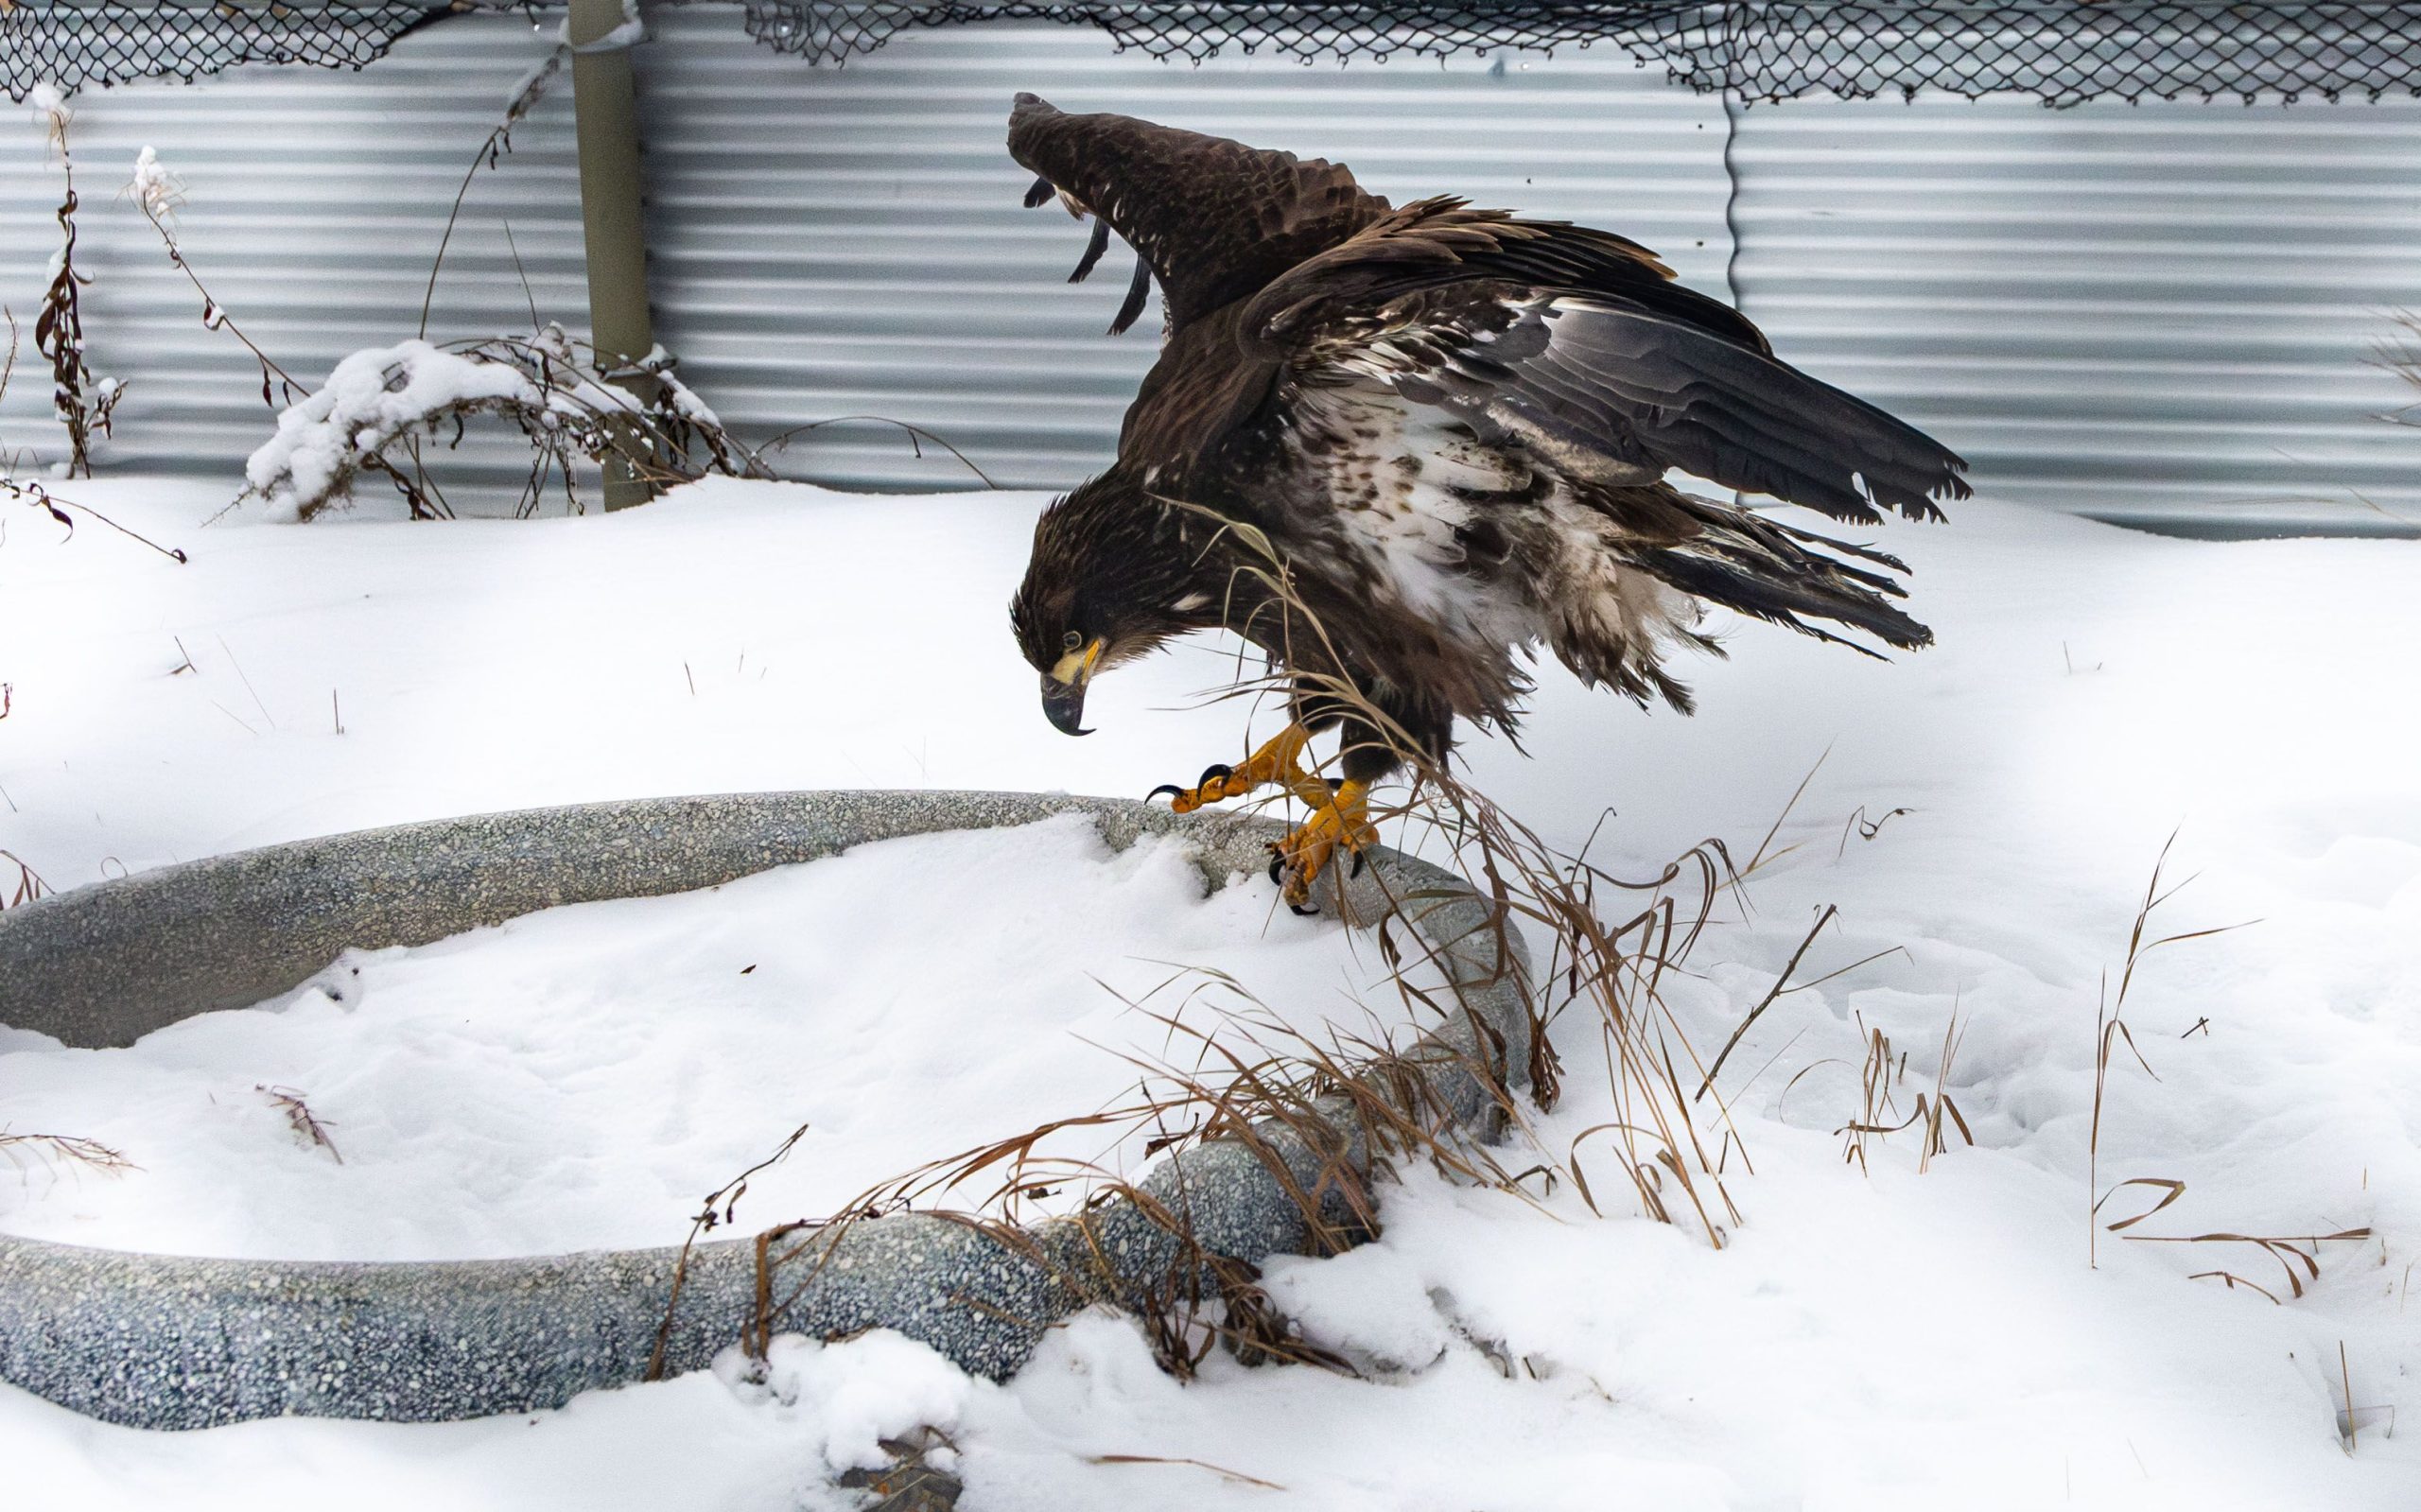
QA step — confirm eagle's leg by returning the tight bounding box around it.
[1271,780,1377,912]
[1264,686,1419,911]
[1150,723,1328,814]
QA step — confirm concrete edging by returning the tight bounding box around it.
[0,791,1530,1431]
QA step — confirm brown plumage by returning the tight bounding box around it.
[1005,95,1968,898]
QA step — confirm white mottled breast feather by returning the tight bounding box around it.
[1289,381,1706,686]
[1297,386,1538,652]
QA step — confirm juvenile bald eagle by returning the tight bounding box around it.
[1005,95,1968,910]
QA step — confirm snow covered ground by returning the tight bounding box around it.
[2,476,2417,1509]
[0,814,1420,1260]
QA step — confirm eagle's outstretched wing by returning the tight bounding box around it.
[1007,93,1392,334]
[1244,202,1971,523]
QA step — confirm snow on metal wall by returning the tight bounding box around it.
[0,9,583,500]
[1728,94,2421,534]
[632,9,1736,493]
[4,6,2415,534]
[0,9,1731,507]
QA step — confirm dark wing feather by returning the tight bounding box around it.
[1068,215,1112,284]
[1007,93,1393,333]
[1249,200,1773,357]
[1109,253,1154,337]
[1480,300,1968,522]
[1245,204,1969,523]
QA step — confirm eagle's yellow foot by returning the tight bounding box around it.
[1148,725,1324,815]
[1269,780,1376,913]
[1150,760,1263,814]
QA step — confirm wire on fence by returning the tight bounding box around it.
[7,2,2419,108]
[4,1,458,101]
[742,3,2421,106]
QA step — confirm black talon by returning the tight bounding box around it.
[1350,850,1367,879]
[1148,783,1185,804]
[1267,854,1286,886]
[1022,174,1055,209]
[1197,762,1233,791]
[1289,901,1321,917]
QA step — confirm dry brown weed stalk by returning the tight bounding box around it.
[671,501,1922,1382]
[2088,831,2256,1266]
[257,1085,341,1163]
[27,88,122,478]
[0,1128,135,1177]
[2082,837,2372,1306]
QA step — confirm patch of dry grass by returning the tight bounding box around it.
[656,508,1869,1380]
[0,1129,135,1179]
[2082,836,2372,1310]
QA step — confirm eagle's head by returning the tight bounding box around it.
[1012,468,1207,737]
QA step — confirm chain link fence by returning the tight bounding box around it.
[4,2,457,101]
[743,2,2421,104]
[9,1,2421,106]
[1683,2,2421,104]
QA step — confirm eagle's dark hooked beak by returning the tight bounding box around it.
[1041,639,1104,737]
[1041,675,1091,737]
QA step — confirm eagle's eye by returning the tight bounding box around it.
[1061,630,1084,652]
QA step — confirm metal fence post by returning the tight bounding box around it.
[567,0,658,511]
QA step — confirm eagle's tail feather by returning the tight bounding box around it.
[1627,495,1935,654]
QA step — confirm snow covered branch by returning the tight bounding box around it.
[239,328,772,522]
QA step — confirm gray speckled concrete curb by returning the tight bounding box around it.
[0,791,1529,1431]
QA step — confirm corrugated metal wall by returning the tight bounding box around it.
[3,6,2417,533]
[0,10,585,500]
[0,9,1731,506]
[634,10,1734,491]
[1730,94,2421,534]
